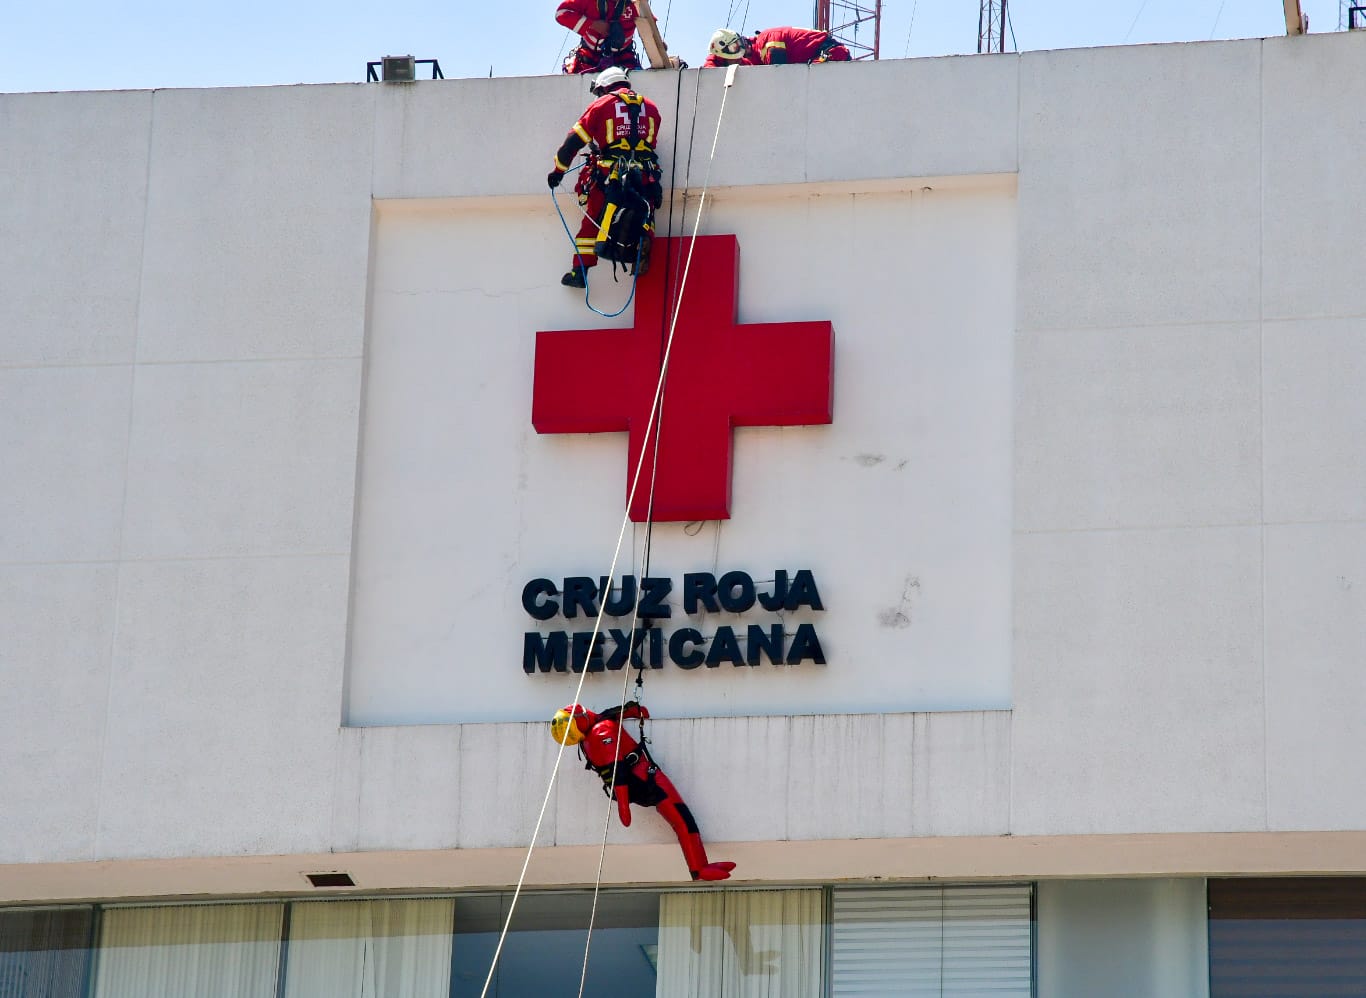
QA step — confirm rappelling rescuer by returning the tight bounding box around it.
[703,26,852,67]
[556,0,643,74]
[547,67,663,288]
[551,702,736,882]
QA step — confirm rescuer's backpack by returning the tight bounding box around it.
[594,95,660,278]
[594,174,654,276]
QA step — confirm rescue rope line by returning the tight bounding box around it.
[576,299,672,998]
[549,188,643,319]
[554,30,574,73]
[573,56,698,997]
[576,61,693,991]
[479,64,738,998]
[574,63,738,998]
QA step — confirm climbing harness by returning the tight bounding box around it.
[482,62,739,998]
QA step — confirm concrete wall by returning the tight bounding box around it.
[2,31,1365,890]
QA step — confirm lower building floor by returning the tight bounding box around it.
[3,876,1365,996]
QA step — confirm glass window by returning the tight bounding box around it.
[1209,877,1366,997]
[0,906,93,998]
[451,891,661,997]
[94,903,283,998]
[283,898,453,998]
[656,889,824,998]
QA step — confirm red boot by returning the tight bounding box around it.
[695,861,736,881]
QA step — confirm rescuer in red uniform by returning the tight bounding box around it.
[556,0,643,74]
[551,702,736,882]
[547,67,663,287]
[703,26,852,68]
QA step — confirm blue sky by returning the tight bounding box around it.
[0,0,1348,93]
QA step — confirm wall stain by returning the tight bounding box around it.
[878,575,920,629]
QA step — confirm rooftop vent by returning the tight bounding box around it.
[366,57,444,82]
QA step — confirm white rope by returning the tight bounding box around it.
[573,63,737,998]
[480,65,740,998]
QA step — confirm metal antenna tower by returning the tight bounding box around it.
[813,0,883,59]
[1342,0,1366,29]
[978,0,1008,53]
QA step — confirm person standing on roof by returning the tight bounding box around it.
[547,67,663,288]
[703,26,852,68]
[551,702,736,882]
[557,0,643,74]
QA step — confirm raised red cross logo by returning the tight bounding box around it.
[532,235,834,522]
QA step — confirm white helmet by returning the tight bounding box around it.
[709,28,747,60]
[591,66,631,95]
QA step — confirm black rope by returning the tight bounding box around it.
[576,68,698,993]
[635,65,694,702]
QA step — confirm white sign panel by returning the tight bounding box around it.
[347,183,1015,723]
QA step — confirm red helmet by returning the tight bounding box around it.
[550,703,593,745]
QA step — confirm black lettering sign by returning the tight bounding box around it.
[682,572,719,614]
[523,631,568,672]
[757,570,788,611]
[521,570,825,675]
[785,569,824,612]
[522,579,559,621]
[669,628,704,668]
[717,571,756,613]
[571,630,606,672]
[705,625,744,667]
[606,627,651,670]
[601,575,637,616]
[746,623,784,666]
[562,577,599,619]
[638,577,673,619]
[785,623,826,665]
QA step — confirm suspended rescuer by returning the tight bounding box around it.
[556,0,643,74]
[703,26,852,67]
[547,67,663,288]
[552,702,736,882]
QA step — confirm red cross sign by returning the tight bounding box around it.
[532,235,834,522]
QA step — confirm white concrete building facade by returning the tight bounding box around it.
[2,31,1365,996]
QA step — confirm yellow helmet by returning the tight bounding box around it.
[709,28,748,60]
[551,704,588,745]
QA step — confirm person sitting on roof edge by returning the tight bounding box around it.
[552,701,736,881]
[557,0,643,74]
[703,26,852,68]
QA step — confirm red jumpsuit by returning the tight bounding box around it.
[702,26,852,67]
[562,704,734,882]
[556,0,642,74]
[550,88,662,273]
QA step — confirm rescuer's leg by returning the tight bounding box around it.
[650,770,735,881]
[563,185,604,288]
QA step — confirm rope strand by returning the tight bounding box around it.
[481,66,737,998]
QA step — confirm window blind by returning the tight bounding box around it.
[831,885,1032,996]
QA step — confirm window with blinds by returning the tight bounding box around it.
[1209,877,1366,997]
[0,907,93,998]
[831,885,1034,996]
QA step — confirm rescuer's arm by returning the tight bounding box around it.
[614,781,632,826]
[548,124,591,187]
[555,1,610,44]
[619,702,650,722]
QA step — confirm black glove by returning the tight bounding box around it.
[547,170,563,189]
[606,21,626,49]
